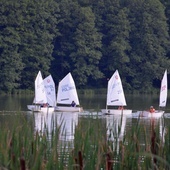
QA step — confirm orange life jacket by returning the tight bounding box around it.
[118,106,124,110]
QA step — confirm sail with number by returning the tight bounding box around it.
[159,70,167,107]
[44,75,56,107]
[107,70,126,106]
[57,72,80,105]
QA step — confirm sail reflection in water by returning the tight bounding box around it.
[33,112,78,143]
[57,112,78,141]
[106,115,127,153]
[159,117,166,144]
[34,112,54,135]
[149,117,166,145]
[106,114,166,160]
[132,117,166,150]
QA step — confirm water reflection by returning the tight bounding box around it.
[106,115,126,141]
[56,112,78,160]
[106,114,166,155]
[0,94,170,162]
[31,110,167,149]
[106,115,128,153]
[56,112,78,141]
[33,112,54,135]
[33,112,78,142]
[132,117,166,146]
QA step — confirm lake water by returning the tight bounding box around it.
[1,93,170,111]
[0,94,170,152]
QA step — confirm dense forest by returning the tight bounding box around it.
[1,0,170,93]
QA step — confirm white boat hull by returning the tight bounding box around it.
[133,110,164,118]
[27,105,54,113]
[101,109,132,116]
[55,106,83,112]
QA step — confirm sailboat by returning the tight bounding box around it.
[135,70,168,118]
[27,71,55,113]
[55,72,83,112]
[101,70,132,115]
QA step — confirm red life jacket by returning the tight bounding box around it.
[150,108,155,113]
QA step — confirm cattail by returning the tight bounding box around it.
[106,153,113,170]
[31,141,34,154]
[151,129,157,165]
[74,158,78,170]
[78,151,83,170]
[120,141,124,163]
[20,157,25,170]
[20,147,25,170]
[11,153,16,164]
[151,118,158,166]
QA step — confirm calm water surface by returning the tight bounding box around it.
[0,93,170,111]
[0,94,170,149]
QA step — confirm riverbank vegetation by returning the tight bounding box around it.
[1,0,170,93]
[0,113,170,169]
[0,87,163,95]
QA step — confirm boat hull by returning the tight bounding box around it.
[55,106,83,112]
[27,105,54,113]
[101,109,132,116]
[134,110,164,118]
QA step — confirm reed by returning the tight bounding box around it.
[0,113,170,169]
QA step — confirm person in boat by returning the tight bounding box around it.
[71,101,76,107]
[118,106,124,110]
[149,106,155,113]
[42,103,49,107]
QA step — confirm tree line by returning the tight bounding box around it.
[0,0,170,93]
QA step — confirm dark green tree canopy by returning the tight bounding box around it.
[126,0,170,90]
[0,0,170,93]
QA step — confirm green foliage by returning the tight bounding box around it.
[97,0,131,87]
[0,0,24,92]
[18,0,60,89]
[0,0,59,92]
[125,0,170,90]
[0,0,170,92]
[71,6,103,87]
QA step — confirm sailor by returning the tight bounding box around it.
[118,106,124,110]
[71,101,76,107]
[149,106,155,113]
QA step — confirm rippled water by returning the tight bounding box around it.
[0,94,170,149]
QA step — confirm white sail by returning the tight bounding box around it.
[107,70,127,106]
[159,70,168,107]
[34,71,47,104]
[57,72,80,105]
[44,75,57,107]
